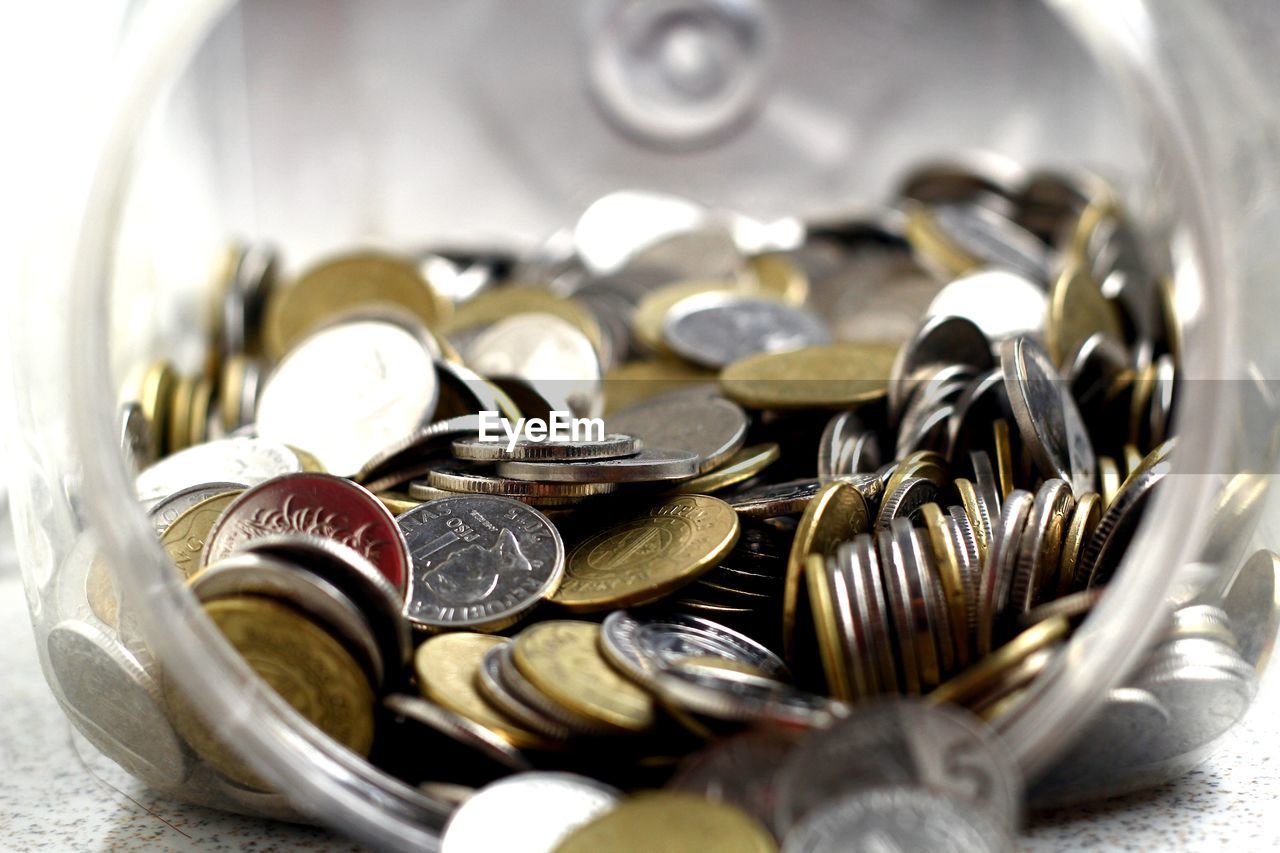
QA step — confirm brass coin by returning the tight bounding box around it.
[441,284,605,356]
[552,495,739,612]
[954,478,990,565]
[782,480,871,658]
[555,791,776,853]
[719,342,898,410]
[512,621,654,733]
[167,373,196,456]
[927,615,1069,708]
[160,491,243,579]
[134,360,176,460]
[1059,492,1101,594]
[747,251,809,305]
[166,595,375,790]
[903,201,982,278]
[376,491,422,516]
[881,450,947,504]
[1098,456,1122,507]
[187,376,214,449]
[993,419,1016,499]
[602,358,718,415]
[805,553,854,701]
[1123,443,1144,479]
[414,633,550,750]
[670,444,780,495]
[920,503,971,666]
[1045,261,1123,367]
[85,556,119,629]
[286,444,327,473]
[264,251,448,359]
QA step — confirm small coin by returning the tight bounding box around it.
[552,495,739,612]
[889,315,993,422]
[354,414,484,486]
[670,444,781,495]
[512,620,655,733]
[607,394,749,473]
[476,644,575,741]
[1009,480,1075,615]
[818,412,880,480]
[920,504,970,665]
[496,447,699,484]
[441,772,620,853]
[875,476,938,531]
[556,791,777,853]
[1077,441,1173,588]
[599,611,788,686]
[147,482,247,535]
[399,496,565,632]
[452,433,640,463]
[160,491,244,579]
[664,292,831,369]
[720,342,898,410]
[203,473,411,594]
[425,462,618,499]
[634,281,739,356]
[1058,492,1101,594]
[806,553,857,700]
[129,360,176,461]
[135,437,304,509]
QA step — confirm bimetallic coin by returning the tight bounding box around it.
[147,482,246,535]
[600,611,788,686]
[160,491,243,579]
[203,473,411,594]
[553,495,739,612]
[495,447,698,484]
[607,394,749,473]
[664,292,831,369]
[512,621,655,733]
[557,792,777,853]
[256,319,440,477]
[135,437,304,509]
[720,342,898,410]
[451,433,640,462]
[399,496,565,632]
[440,772,621,853]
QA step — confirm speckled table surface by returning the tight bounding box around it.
[2,556,1277,851]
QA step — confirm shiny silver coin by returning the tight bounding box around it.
[607,393,749,473]
[1001,335,1095,494]
[476,645,574,741]
[970,449,1002,522]
[897,519,954,682]
[441,772,621,853]
[1221,549,1280,670]
[120,401,155,475]
[45,619,192,790]
[599,611,789,685]
[463,313,603,419]
[977,489,1034,655]
[773,699,1021,834]
[652,662,847,729]
[667,729,803,835]
[134,437,304,509]
[663,292,831,369]
[947,507,983,640]
[256,319,440,477]
[1010,479,1075,615]
[495,447,699,484]
[188,551,384,689]
[889,315,993,422]
[451,433,640,463]
[1131,664,1253,761]
[1076,440,1172,588]
[727,478,822,518]
[845,536,899,693]
[781,785,1015,853]
[425,462,618,499]
[926,270,1047,343]
[354,414,483,486]
[383,694,531,772]
[146,481,246,535]
[929,202,1053,282]
[875,477,939,532]
[818,412,879,480]
[398,496,565,631]
[876,527,923,694]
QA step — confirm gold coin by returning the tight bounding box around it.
[1045,261,1124,367]
[783,480,870,658]
[634,281,737,356]
[287,444,327,473]
[1059,492,1101,593]
[805,553,855,701]
[134,360,176,460]
[747,252,808,305]
[264,251,449,359]
[602,358,717,415]
[1098,456,1122,508]
[85,556,119,629]
[882,450,947,502]
[1123,442,1144,479]
[414,633,549,750]
[902,201,982,278]
[187,376,214,449]
[670,443,780,495]
[719,342,898,410]
[165,595,375,790]
[552,495,739,612]
[927,616,1068,708]
[955,478,989,564]
[1128,364,1157,447]
[219,354,249,433]
[167,373,196,456]
[920,503,970,667]
[440,284,604,356]
[993,419,1015,499]
[512,621,654,733]
[555,791,776,853]
[376,491,422,516]
[160,491,243,579]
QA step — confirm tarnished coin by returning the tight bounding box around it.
[926,270,1047,343]
[452,433,640,463]
[160,491,244,579]
[496,447,699,484]
[512,621,655,733]
[720,342,898,410]
[463,312,603,419]
[441,772,621,853]
[557,791,777,853]
[552,495,739,612]
[256,319,440,477]
[607,394,748,473]
[135,437,304,508]
[147,481,246,535]
[398,496,565,632]
[1002,336,1095,494]
[203,473,411,594]
[599,611,788,686]
[664,292,831,369]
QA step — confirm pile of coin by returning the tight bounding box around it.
[46,156,1275,849]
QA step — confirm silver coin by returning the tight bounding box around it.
[424,461,618,499]
[441,772,621,853]
[256,319,440,477]
[1002,335,1094,494]
[929,201,1053,282]
[773,699,1021,834]
[120,401,155,475]
[1076,441,1173,588]
[463,313,603,419]
[845,536,899,694]
[188,551,384,688]
[452,433,640,463]
[876,526,923,694]
[875,477,938,532]
[667,729,802,835]
[818,412,877,480]
[1148,353,1176,447]
[926,270,1047,342]
[599,611,789,685]
[653,661,848,729]
[134,437,303,509]
[398,496,565,631]
[727,478,822,518]
[947,507,983,642]
[897,519,954,682]
[383,694,531,772]
[1221,549,1280,670]
[607,394,749,473]
[355,414,484,485]
[782,785,1015,853]
[476,645,575,741]
[45,619,192,790]
[1132,664,1253,761]
[889,315,993,421]
[241,534,412,675]
[663,292,831,369]
[977,489,1034,655]
[1009,479,1074,614]
[970,449,1002,522]
[495,447,699,484]
[146,481,247,535]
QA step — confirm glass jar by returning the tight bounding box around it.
[11,0,1280,848]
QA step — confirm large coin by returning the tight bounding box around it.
[256,319,440,477]
[441,772,620,853]
[607,394,748,473]
[551,495,739,612]
[134,437,304,508]
[663,292,831,369]
[556,791,777,853]
[399,496,565,631]
[719,343,898,410]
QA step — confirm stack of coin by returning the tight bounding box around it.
[60,156,1273,844]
